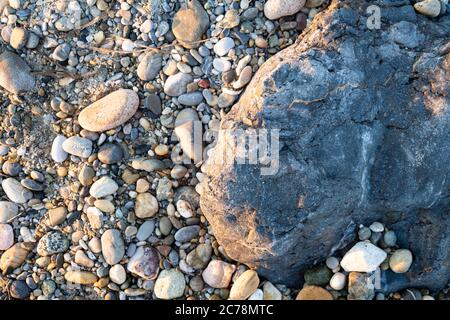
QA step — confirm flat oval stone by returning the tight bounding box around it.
[178,92,203,106]
[89,176,118,198]
[0,51,35,95]
[137,52,162,81]
[164,73,193,97]
[174,225,200,243]
[0,223,14,250]
[20,178,44,191]
[1,178,33,204]
[65,271,98,285]
[213,37,235,57]
[62,136,93,158]
[78,89,139,132]
[101,229,125,265]
[2,161,22,176]
[264,0,306,20]
[0,201,19,223]
[136,220,155,241]
[51,135,68,163]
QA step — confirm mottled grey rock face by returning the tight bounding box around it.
[200,0,450,291]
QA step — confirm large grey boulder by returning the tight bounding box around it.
[200,0,450,291]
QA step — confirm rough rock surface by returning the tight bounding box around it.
[200,0,450,291]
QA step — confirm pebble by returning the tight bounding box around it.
[98,143,124,164]
[47,207,67,226]
[64,271,98,285]
[213,37,235,56]
[109,264,127,285]
[159,217,172,236]
[37,231,69,256]
[389,249,413,273]
[0,243,32,273]
[51,135,68,163]
[369,222,384,233]
[136,220,155,241]
[264,0,306,20]
[325,256,340,270]
[340,241,387,273]
[75,250,94,268]
[202,260,236,288]
[62,136,93,158]
[296,285,333,300]
[135,193,159,219]
[127,246,160,280]
[101,229,125,265]
[21,178,44,191]
[171,165,188,179]
[131,159,167,172]
[348,272,374,300]
[78,165,95,186]
[78,89,140,132]
[172,0,209,48]
[229,270,260,300]
[233,66,253,89]
[144,94,161,115]
[304,265,332,286]
[0,51,35,94]
[10,27,27,50]
[52,43,71,61]
[174,225,201,243]
[2,161,21,176]
[164,73,193,97]
[1,178,33,204]
[88,237,102,254]
[154,269,186,299]
[89,176,119,198]
[137,52,162,81]
[186,243,212,269]
[86,207,104,229]
[0,201,19,223]
[218,93,236,108]
[176,199,195,218]
[358,226,371,240]
[329,272,346,290]
[414,0,442,17]
[0,224,14,250]
[213,58,232,72]
[9,280,30,299]
[178,92,203,106]
[383,230,397,247]
[174,108,201,161]
[248,288,264,300]
[263,281,282,300]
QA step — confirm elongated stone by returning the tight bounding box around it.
[78,89,139,132]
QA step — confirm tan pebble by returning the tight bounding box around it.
[94,199,115,213]
[154,144,169,156]
[136,178,150,193]
[296,285,333,300]
[65,271,98,285]
[78,89,139,132]
[229,270,260,300]
[75,250,94,268]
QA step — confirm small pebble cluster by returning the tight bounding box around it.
[0,0,449,300]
